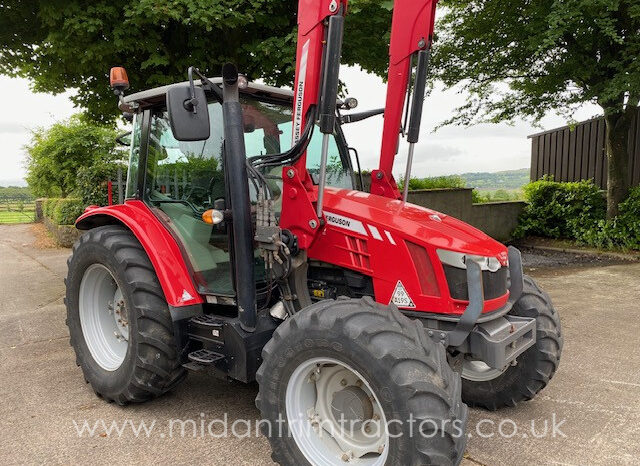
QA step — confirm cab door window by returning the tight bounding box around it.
[145,103,234,296]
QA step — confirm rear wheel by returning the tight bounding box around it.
[65,225,186,404]
[256,297,468,466]
[461,275,563,410]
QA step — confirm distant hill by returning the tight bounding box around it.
[459,168,530,190]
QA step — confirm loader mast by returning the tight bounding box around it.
[290,0,348,184]
[281,0,437,248]
[370,0,438,200]
[280,0,348,249]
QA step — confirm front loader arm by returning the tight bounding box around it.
[280,0,348,249]
[370,0,438,199]
[290,0,349,188]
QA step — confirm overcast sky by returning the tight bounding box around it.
[0,67,602,186]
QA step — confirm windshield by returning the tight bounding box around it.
[132,97,354,208]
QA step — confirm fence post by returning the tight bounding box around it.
[107,181,113,206]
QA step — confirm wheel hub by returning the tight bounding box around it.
[79,264,129,371]
[112,288,129,341]
[331,385,374,432]
[286,358,388,465]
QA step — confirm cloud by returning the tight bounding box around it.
[429,123,534,140]
[0,122,29,134]
[411,143,463,162]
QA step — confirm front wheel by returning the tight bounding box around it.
[256,297,468,466]
[461,275,563,410]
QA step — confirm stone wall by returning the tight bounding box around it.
[407,188,525,241]
[42,216,82,248]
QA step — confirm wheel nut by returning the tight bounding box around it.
[341,453,349,462]
[340,379,347,386]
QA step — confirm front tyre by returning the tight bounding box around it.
[65,225,186,404]
[256,297,468,466]
[461,275,563,410]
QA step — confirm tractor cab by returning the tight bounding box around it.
[120,78,357,298]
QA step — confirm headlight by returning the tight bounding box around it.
[436,249,504,273]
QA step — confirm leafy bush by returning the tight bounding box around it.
[513,177,606,240]
[77,161,127,206]
[581,186,640,250]
[52,198,85,225]
[24,114,122,198]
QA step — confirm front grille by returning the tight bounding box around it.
[443,265,508,300]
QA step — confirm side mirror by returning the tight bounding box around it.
[166,84,210,141]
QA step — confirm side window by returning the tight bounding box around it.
[125,113,142,199]
[146,104,225,207]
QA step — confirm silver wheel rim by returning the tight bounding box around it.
[79,264,129,371]
[461,360,506,382]
[286,357,389,465]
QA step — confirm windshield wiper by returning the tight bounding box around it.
[340,108,385,124]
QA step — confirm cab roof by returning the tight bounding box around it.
[124,78,294,109]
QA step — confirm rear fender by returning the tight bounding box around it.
[75,200,204,308]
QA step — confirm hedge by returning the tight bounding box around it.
[513,178,606,241]
[52,198,85,225]
[514,177,640,251]
[43,198,61,219]
[42,198,85,225]
[581,186,640,250]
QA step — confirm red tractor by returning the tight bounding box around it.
[65,1,562,464]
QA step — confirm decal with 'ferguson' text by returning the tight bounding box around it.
[324,212,368,236]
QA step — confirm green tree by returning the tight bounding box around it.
[0,0,392,121]
[24,115,120,197]
[431,0,640,218]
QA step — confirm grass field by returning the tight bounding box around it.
[0,202,36,224]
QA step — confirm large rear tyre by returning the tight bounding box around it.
[65,225,186,404]
[256,297,468,466]
[461,275,563,410]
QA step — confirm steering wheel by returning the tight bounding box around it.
[183,185,211,207]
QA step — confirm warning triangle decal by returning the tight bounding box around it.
[390,281,416,308]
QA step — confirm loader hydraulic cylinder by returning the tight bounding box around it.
[316,12,345,218]
[402,49,430,202]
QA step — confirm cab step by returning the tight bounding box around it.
[188,314,224,343]
[187,349,224,365]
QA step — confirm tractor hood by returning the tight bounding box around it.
[308,188,510,315]
[319,188,507,258]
